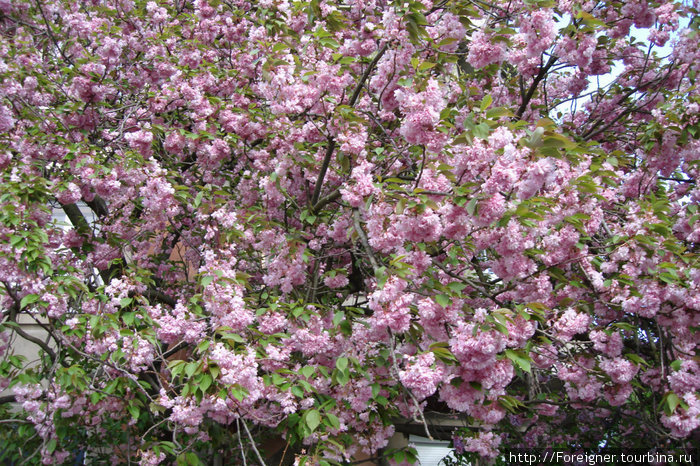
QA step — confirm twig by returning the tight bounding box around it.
[310,139,338,207]
[2,283,58,361]
[241,417,267,466]
[278,439,291,466]
[659,176,695,183]
[433,260,503,306]
[237,419,248,466]
[131,289,177,307]
[35,0,74,65]
[0,418,31,424]
[388,330,433,440]
[352,209,380,272]
[348,44,388,108]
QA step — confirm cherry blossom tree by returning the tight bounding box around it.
[1,0,699,464]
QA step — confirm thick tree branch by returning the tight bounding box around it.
[310,188,341,213]
[62,203,91,234]
[10,324,57,362]
[310,139,337,207]
[2,283,57,361]
[659,176,695,183]
[0,394,17,404]
[62,202,118,284]
[86,195,110,218]
[131,289,177,307]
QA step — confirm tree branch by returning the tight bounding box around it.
[61,202,117,284]
[353,208,380,272]
[515,54,557,118]
[1,283,57,361]
[10,324,57,362]
[131,289,177,307]
[311,44,388,206]
[310,139,337,207]
[310,188,341,213]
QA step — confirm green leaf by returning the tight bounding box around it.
[663,392,681,415]
[447,282,467,293]
[272,42,288,52]
[435,294,450,308]
[231,386,248,401]
[430,346,458,364]
[300,365,315,378]
[291,385,304,398]
[185,362,199,378]
[128,404,140,419]
[480,94,493,111]
[472,122,490,139]
[122,312,135,326]
[46,438,57,454]
[306,409,321,431]
[335,369,350,385]
[375,267,388,289]
[326,412,340,429]
[20,294,40,309]
[466,197,479,216]
[505,349,532,373]
[200,373,212,392]
[624,353,647,367]
[499,394,526,413]
[335,357,348,372]
[201,275,214,288]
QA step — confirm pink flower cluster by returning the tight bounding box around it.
[395,78,447,152]
[449,321,505,369]
[467,32,506,69]
[399,352,444,400]
[149,302,206,344]
[553,308,591,342]
[461,431,502,458]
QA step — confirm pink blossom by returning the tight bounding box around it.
[553,308,591,342]
[590,330,623,357]
[340,160,376,207]
[56,182,82,205]
[399,352,444,400]
[125,128,154,157]
[661,393,700,437]
[394,79,447,151]
[467,32,506,69]
[0,105,15,133]
[450,322,505,370]
[462,431,502,458]
[600,357,639,384]
[324,273,349,289]
[668,360,700,394]
[140,450,166,466]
